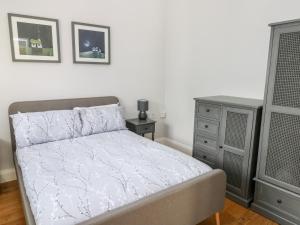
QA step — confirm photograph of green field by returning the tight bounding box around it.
[17,22,54,56]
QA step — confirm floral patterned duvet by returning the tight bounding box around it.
[17,130,211,225]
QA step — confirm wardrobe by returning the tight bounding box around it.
[252,19,300,225]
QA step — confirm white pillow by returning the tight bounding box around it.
[11,110,82,148]
[74,104,125,117]
[76,104,126,136]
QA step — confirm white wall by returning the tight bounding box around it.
[0,0,166,182]
[2,0,300,182]
[164,0,300,152]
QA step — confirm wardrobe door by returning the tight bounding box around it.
[219,107,253,196]
[258,24,300,194]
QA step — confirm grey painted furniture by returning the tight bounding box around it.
[126,118,156,140]
[193,96,263,207]
[251,19,300,225]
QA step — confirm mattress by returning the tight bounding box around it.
[16,130,212,225]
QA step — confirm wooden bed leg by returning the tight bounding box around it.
[215,212,220,225]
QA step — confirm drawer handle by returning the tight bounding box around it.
[204,140,208,144]
[204,125,209,128]
[277,199,282,204]
[206,109,210,113]
[203,155,207,159]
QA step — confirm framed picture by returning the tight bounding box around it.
[72,22,110,64]
[8,13,61,63]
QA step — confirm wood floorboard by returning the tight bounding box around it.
[0,181,278,225]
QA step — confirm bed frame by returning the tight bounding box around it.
[8,96,226,225]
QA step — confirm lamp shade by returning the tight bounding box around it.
[137,99,148,111]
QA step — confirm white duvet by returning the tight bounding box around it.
[16,130,212,225]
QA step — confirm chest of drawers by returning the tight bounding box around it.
[193,96,262,207]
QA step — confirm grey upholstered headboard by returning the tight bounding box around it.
[8,96,119,153]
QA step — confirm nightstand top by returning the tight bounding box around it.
[126,118,156,126]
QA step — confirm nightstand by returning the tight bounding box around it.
[126,118,156,140]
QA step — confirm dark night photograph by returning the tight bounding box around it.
[78,29,105,58]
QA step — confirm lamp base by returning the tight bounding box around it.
[138,111,147,120]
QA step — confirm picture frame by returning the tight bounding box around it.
[72,22,110,64]
[8,13,61,63]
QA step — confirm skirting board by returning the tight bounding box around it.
[0,168,16,183]
[0,137,189,184]
[156,137,192,156]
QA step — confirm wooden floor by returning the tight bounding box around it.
[0,181,278,225]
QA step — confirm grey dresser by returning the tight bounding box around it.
[193,96,262,207]
[252,19,300,225]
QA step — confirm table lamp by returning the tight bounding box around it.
[137,99,148,120]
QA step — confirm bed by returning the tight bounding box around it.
[8,96,226,225]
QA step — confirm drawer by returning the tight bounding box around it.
[193,149,218,167]
[136,124,155,134]
[194,133,217,152]
[255,181,300,222]
[196,102,221,120]
[196,118,219,137]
